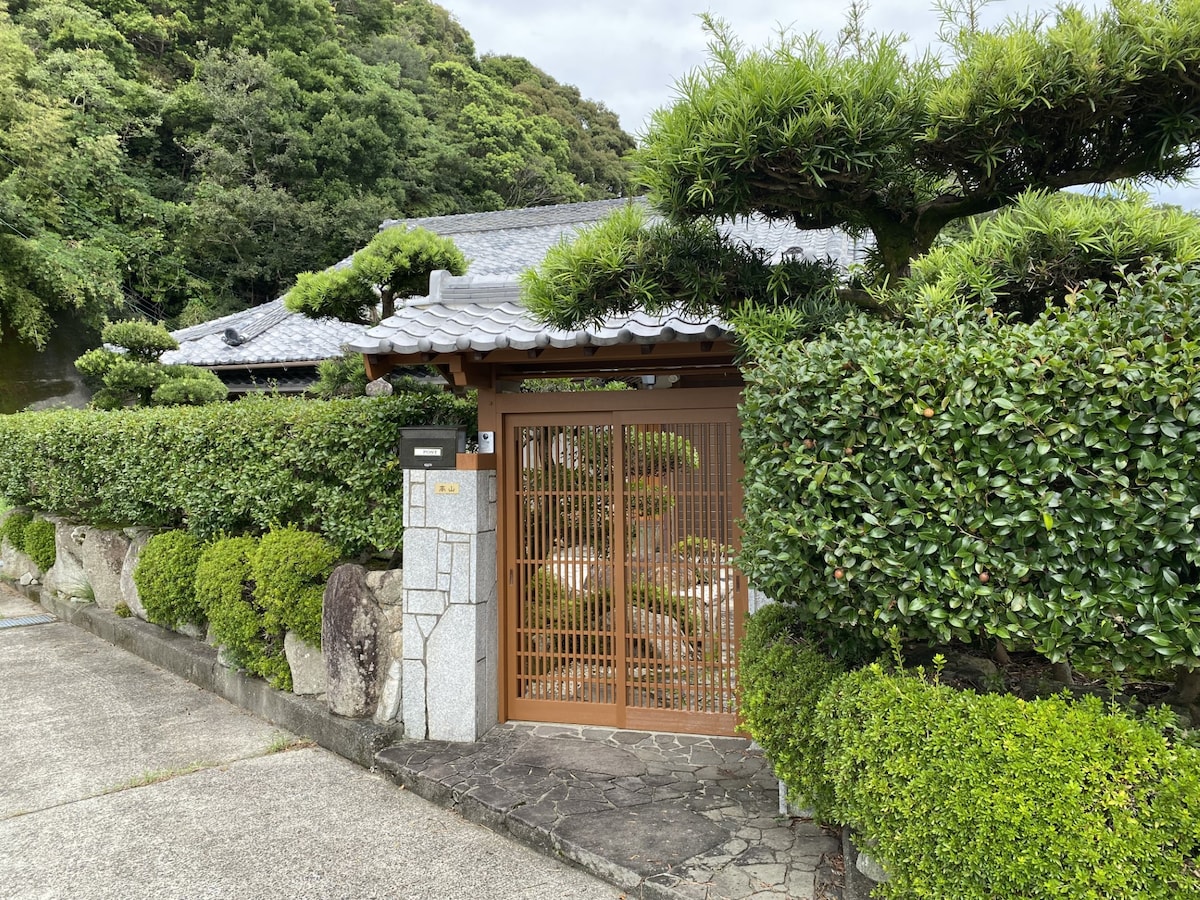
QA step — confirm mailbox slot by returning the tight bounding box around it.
[398,426,466,469]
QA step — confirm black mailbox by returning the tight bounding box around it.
[398,426,466,469]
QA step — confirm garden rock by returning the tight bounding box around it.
[375,659,403,726]
[323,563,384,718]
[41,520,86,598]
[177,622,205,640]
[365,568,403,607]
[374,603,404,725]
[365,571,405,705]
[81,527,130,612]
[119,529,155,620]
[1,544,38,584]
[285,631,326,696]
[619,606,693,661]
[364,377,394,397]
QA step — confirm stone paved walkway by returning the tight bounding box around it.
[375,722,843,900]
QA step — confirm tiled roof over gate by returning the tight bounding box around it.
[347,273,728,356]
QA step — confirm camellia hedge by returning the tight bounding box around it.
[0,394,474,556]
[739,265,1200,675]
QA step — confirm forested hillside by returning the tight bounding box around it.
[0,0,635,347]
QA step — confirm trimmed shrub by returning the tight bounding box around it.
[150,368,228,405]
[739,264,1200,676]
[101,321,179,360]
[0,394,475,555]
[23,518,56,571]
[196,535,291,690]
[74,320,227,409]
[815,665,1200,900]
[1,510,32,553]
[738,604,845,818]
[250,527,336,647]
[133,530,204,629]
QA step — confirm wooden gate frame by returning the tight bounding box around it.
[492,387,746,734]
[364,328,747,735]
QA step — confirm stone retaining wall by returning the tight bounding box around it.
[0,510,403,727]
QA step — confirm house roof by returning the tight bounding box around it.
[379,196,864,276]
[161,298,366,368]
[167,197,868,368]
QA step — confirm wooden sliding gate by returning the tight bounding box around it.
[500,390,746,735]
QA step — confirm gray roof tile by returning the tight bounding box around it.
[346,274,730,356]
[163,299,368,367]
[380,197,865,275]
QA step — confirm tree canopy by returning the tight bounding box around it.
[0,0,635,348]
[639,1,1200,284]
[285,225,466,323]
[521,204,844,328]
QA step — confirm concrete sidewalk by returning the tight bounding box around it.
[0,588,620,900]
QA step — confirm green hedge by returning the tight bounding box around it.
[134,530,204,629]
[738,604,845,819]
[815,665,1200,900]
[0,394,475,555]
[739,264,1200,675]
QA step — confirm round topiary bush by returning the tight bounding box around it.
[195,535,291,690]
[251,527,336,647]
[22,518,56,571]
[133,530,204,629]
[151,368,228,406]
[1,510,32,553]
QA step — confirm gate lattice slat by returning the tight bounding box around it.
[503,398,745,735]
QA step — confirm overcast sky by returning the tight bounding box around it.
[442,0,1198,209]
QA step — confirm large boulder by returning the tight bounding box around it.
[365,569,403,725]
[80,527,130,612]
[323,564,384,718]
[43,520,87,599]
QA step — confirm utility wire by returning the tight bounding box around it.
[0,213,33,241]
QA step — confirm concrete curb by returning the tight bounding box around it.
[27,585,401,769]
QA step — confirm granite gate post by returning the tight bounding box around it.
[401,468,499,741]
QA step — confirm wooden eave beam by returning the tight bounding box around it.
[363,354,389,381]
[446,355,493,389]
[371,340,736,370]
[494,365,744,384]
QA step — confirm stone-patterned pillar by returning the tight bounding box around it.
[401,467,498,741]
